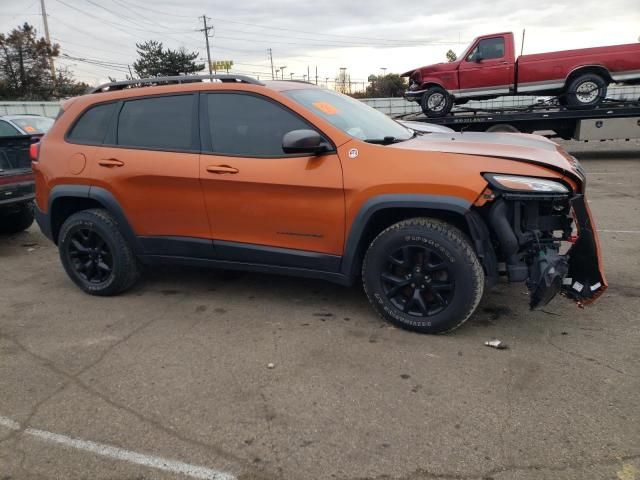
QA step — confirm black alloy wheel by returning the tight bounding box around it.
[66,227,113,284]
[381,245,455,317]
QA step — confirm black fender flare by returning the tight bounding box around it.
[340,194,472,281]
[46,185,140,252]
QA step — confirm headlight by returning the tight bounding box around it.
[484,174,569,193]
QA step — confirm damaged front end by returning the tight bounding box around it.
[477,174,606,309]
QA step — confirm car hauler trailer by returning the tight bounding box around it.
[397,99,640,141]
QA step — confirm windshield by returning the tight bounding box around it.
[284,88,413,143]
[11,116,55,134]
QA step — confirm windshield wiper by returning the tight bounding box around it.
[364,136,408,145]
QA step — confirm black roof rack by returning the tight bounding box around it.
[88,74,264,94]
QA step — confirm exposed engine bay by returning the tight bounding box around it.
[476,184,606,309]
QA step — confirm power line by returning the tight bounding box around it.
[104,0,459,45]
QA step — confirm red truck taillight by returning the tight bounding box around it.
[29,141,40,161]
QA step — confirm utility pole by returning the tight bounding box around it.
[315,66,318,85]
[268,48,275,80]
[198,15,214,75]
[40,0,56,84]
[307,65,310,83]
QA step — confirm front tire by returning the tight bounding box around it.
[0,201,34,234]
[362,218,484,334]
[420,86,454,118]
[58,208,140,296]
[565,73,607,108]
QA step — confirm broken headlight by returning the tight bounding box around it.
[484,174,569,194]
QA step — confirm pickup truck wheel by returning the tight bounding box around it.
[362,218,484,334]
[0,201,34,234]
[565,74,607,108]
[420,86,453,118]
[58,208,140,296]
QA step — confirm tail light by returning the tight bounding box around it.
[29,141,40,161]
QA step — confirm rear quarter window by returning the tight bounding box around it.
[67,103,117,144]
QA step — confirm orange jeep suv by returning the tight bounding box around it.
[32,75,606,333]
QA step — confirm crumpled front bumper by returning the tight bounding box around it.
[562,194,607,304]
[403,87,426,102]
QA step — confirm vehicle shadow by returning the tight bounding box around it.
[131,264,548,337]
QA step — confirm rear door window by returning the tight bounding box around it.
[67,102,117,144]
[117,95,195,151]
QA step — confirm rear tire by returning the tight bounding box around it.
[58,208,140,296]
[0,201,34,234]
[565,73,607,108]
[420,86,454,118]
[362,218,484,334]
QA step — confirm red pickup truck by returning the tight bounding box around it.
[402,32,640,117]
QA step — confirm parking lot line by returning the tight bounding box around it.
[0,415,235,480]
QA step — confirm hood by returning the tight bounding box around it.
[401,61,459,78]
[388,132,582,180]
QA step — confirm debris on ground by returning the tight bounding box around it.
[484,339,508,350]
[267,363,275,369]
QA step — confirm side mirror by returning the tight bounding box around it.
[474,53,483,63]
[282,129,329,155]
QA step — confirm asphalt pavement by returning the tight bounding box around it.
[0,140,638,480]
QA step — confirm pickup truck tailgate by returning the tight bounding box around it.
[0,135,35,205]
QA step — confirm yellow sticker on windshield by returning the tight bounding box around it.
[24,125,36,133]
[312,102,339,115]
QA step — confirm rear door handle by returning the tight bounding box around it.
[206,165,239,174]
[98,158,125,168]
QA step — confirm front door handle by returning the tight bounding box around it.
[206,165,239,174]
[98,158,125,168]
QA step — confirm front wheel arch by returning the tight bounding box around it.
[341,196,474,281]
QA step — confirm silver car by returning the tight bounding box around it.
[0,114,55,137]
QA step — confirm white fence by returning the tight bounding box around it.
[0,101,61,117]
[359,97,421,116]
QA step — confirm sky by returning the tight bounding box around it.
[1,0,639,88]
